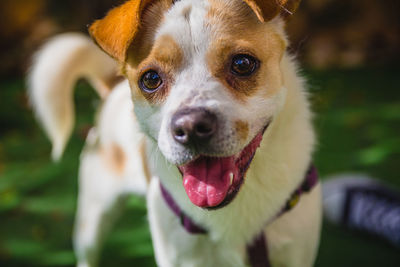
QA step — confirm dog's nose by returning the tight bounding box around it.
[171,108,217,146]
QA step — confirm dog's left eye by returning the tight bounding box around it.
[231,54,258,77]
[139,70,163,92]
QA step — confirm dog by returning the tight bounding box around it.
[29,0,322,266]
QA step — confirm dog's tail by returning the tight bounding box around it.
[28,33,118,161]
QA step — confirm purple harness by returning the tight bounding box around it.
[160,165,319,267]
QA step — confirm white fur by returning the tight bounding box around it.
[28,1,322,266]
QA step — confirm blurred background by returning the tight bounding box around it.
[0,0,399,266]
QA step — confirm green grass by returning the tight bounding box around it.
[0,67,399,266]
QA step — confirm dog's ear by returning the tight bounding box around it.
[243,0,301,22]
[89,0,155,62]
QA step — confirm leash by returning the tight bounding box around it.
[160,165,319,266]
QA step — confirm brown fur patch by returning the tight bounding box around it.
[206,1,286,102]
[127,34,183,104]
[151,35,184,71]
[234,120,249,142]
[93,73,125,99]
[139,140,152,184]
[102,143,126,175]
[103,74,125,91]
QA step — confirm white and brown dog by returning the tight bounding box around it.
[29,0,322,266]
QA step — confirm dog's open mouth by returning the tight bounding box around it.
[178,126,268,209]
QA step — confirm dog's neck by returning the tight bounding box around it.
[147,53,314,246]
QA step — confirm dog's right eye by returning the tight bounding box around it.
[230,54,258,77]
[139,70,163,93]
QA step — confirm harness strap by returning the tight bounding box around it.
[282,165,318,214]
[160,184,206,234]
[159,164,319,266]
[247,233,271,267]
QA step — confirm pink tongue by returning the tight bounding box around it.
[180,157,239,208]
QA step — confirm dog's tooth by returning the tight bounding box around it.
[229,173,234,185]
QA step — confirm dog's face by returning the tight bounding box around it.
[90,0,300,208]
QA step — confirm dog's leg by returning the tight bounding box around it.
[72,127,147,267]
[72,83,148,266]
[74,189,127,267]
[72,148,127,267]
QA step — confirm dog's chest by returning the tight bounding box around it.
[147,176,250,267]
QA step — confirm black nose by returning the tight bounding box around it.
[171,108,217,146]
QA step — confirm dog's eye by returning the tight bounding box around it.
[231,54,258,76]
[140,70,162,92]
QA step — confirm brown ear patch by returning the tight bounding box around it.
[243,0,301,22]
[89,0,155,62]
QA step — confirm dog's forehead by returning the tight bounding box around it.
[152,0,278,64]
[155,0,211,60]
